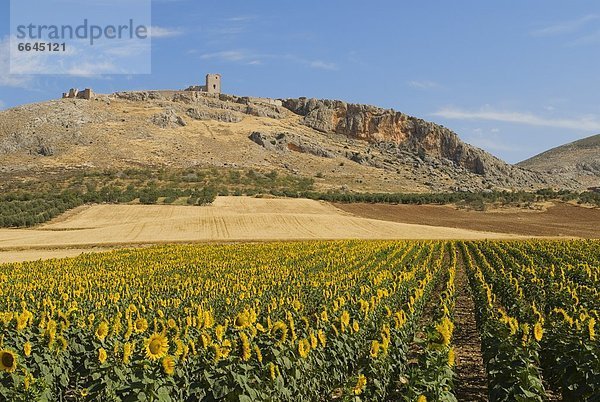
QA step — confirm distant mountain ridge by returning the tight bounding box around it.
[518,134,600,188]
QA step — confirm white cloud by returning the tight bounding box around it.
[199,49,338,70]
[308,60,338,71]
[149,26,184,38]
[201,50,250,62]
[569,30,600,46]
[433,106,600,132]
[531,14,599,36]
[408,80,439,90]
[225,15,257,22]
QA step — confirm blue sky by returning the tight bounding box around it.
[1,0,599,163]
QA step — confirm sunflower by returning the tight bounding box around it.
[370,340,380,358]
[309,332,318,349]
[435,316,454,346]
[533,322,544,342]
[200,332,211,349]
[98,348,107,364]
[221,340,232,359]
[215,325,225,342]
[134,318,148,333]
[234,311,249,330]
[174,338,185,357]
[95,321,109,341]
[352,320,360,333]
[57,336,68,353]
[24,372,33,390]
[16,311,30,331]
[508,317,519,336]
[0,350,17,373]
[394,310,407,329]
[321,310,329,322]
[353,374,367,395]
[254,344,263,363]
[340,311,350,331]
[417,395,427,402]
[269,362,278,381]
[298,338,310,359]
[239,333,251,361]
[588,317,596,341]
[271,321,288,344]
[211,344,222,363]
[145,333,169,360]
[203,311,214,329]
[447,348,455,367]
[318,329,326,347]
[162,356,175,375]
[123,342,133,364]
[23,342,32,357]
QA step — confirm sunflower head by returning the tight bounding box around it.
[98,348,107,364]
[533,322,544,342]
[448,348,455,367]
[23,342,32,357]
[134,318,148,333]
[370,340,380,359]
[297,338,310,359]
[162,355,176,375]
[239,333,251,361]
[353,374,367,395]
[234,311,249,330]
[253,344,263,363]
[95,321,109,341]
[145,333,169,360]
[340,311,350,330]
[123,342,133,364]
[271,321,288,345]
[318,329,326,347]
[0,350,17,373]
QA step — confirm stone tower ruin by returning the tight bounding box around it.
[205,74,221,94]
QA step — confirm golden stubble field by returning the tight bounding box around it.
[0,197,517,263]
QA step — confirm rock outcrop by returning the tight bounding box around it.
[151,108,187,128]
[249,131,335,158]
[186,108,244,123]
[282,98,551,187]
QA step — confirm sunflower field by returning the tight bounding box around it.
[0,240,598,402]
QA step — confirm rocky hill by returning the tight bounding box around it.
[518,134,600,188]
[0,91,580,192]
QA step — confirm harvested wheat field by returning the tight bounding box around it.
[0,196,517,263]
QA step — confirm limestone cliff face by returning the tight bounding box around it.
[282,98,540,182]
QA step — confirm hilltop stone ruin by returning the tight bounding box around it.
[185,74,222,94]
[62,88,94,100]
